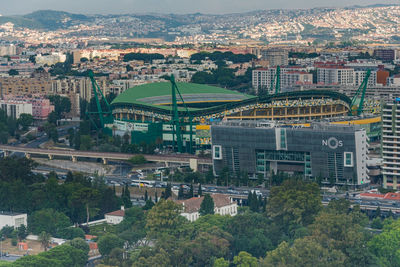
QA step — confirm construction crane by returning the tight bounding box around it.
[349,69,371,116]
[169,74,193,154]
[270,65,281,94]
[86,70,113,131]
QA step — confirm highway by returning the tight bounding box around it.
[0,145,212,166]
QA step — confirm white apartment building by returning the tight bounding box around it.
[354,70,377,87]
[281,71,313,89]
[317,67,377,87]
[387,75,400,86]
[317,67,354,85]
[51,77,108,101]
[36,53,66,66]
[0,45,16,56]
[252,67,309,94]
[382,100,400,189]
[0,211,27,229]
[0,100,32,119]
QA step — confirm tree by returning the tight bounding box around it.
[133,248,171,267]
[371,217,383,229]
[199,194,214,216]
[42,122,58,142]
[267,180,322,233]
[189,184,194,198]
[310,211,373,266]
[146,200,186,238]
[178,186,184,200]
[188,227,232,267]
[28,209,71,236]
[129,155,147,165]
[261,238,346,267]
[214,258,229,267]
[368,219,400,266]
[164,183,172,199]
[71,187,100,224]
[17,224,27,241]
[198,184,203,196]
[116,207,146,246]
[8,69,19,76]
[68,237,90,255]
[225,211,273,258]
[39,231,51,251]
[79,135,92,150]
[98,233,124,256]
[233,251,258,267]
[18,114,34,130]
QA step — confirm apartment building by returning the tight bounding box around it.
[252,67,309,93]
[51,77,108,101]
[0,100,32,119]
[260,48,288,66]
[0,77,52,96]
[382,100,400,189]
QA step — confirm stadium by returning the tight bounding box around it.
[109,82,381,152]
[111,82,353,123]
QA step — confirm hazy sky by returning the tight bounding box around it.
[0,0,397,15]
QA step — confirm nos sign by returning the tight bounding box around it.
[322,137,343,149]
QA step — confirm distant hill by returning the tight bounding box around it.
[0,10,92,30]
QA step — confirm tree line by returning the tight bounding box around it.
[190,51,256,64]
[76,178,396,267]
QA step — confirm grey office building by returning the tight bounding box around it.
[211,121,369,186]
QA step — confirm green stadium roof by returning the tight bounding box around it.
[111,82,254,111]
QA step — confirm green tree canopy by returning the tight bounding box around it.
[267,179,322,232]
[199,194,214,216]
[233,251,258,267]
[98,233,124,256]
[28,209,71,236]
[146,200,186,238]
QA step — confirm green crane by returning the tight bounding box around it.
[86,70,113,130]
[169,74,193,154]
[349,69,371,116]
[270,65,281,94]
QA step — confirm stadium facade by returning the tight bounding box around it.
[109,82,380,153]
[211,121,369,186]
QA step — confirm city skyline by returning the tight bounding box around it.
[0,0,396,15]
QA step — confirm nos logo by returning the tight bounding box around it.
[322,137,343,149]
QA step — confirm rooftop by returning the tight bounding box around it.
[176,194,233,213]
[105,210,125,217]
[111,82,253,111]
[0,211,25,216]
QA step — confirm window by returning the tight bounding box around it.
[213,145,222,160]
[15,217,24,228]
[344,152,353,167]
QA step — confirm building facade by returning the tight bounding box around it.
[212,121,369,186]
[260,48,288,66]
[0,100,32,119]
[176,194,238,222]
[252,67,309,93]
[0,77,52,96]
[0,211,27,229]
[382,100,400,189]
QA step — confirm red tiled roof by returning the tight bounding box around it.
[359,193,385,198]
[384,193,400,201]
[175,194,233,213]
[105,210,125,217]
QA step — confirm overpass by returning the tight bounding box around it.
[0,145,212,171]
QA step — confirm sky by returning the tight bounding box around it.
[0,0,397,15]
